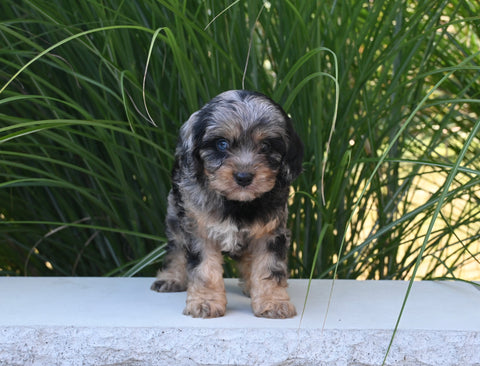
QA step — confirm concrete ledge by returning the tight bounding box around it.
[1,278,479,365]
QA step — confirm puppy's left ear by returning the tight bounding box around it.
[283,119,304,182]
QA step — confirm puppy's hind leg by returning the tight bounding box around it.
[237,252,253,297]
[151,242,188,292]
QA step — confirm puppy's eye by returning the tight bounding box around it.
[216,138,230,152]
[260,141,271,153]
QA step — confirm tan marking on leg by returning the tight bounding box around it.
[184,240,227,318]
[248,238,296,319]
[237,252,253,297]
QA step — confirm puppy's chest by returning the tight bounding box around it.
[204,220,250,255]
[197,214,280,255]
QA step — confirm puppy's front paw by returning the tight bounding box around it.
[151,279,186,292]
[183,299,226,318]
[252,299,297,319]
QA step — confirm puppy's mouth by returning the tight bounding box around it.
[227,184,258,201]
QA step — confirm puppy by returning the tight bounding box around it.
[151,90,303,318]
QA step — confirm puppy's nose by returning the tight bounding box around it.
[234,172,254,187]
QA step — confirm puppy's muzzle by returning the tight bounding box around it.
[234,172,254,187]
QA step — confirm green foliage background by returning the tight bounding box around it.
[1,0,479,280]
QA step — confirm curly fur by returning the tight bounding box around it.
[151,90,303,318]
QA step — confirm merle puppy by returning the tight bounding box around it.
[151,90,303,318]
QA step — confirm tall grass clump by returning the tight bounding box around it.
[1,0,479,280]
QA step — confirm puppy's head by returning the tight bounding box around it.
[178,90,303,202]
